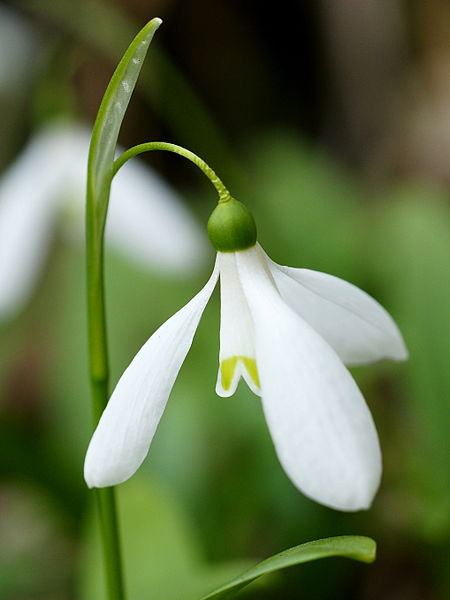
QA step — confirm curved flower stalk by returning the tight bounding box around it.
[85,195,408,512]
[0,121,206,319]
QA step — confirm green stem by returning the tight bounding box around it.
[112,142,231,202]
[86,186,125,600]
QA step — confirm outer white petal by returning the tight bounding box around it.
[84,261,218,488]
[0,125,71,319]
[236,246,382,511]
[267,257,408,365]
[216,252,260,397]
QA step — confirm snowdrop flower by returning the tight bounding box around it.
[84,197,407,511]
[0,121,206,319]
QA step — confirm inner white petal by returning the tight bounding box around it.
[216,252,260,397]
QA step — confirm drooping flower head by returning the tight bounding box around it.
[84,194,407,511]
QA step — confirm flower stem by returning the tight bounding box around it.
[112,142,231,202]
[86,190,125,599]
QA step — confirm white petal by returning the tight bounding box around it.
[0,125,71,319]
[216,252,260,397]
[236,246,382,511]
[267,257,408,365]
[84,261,218,488]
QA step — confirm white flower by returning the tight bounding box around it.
[0,121,206,319]
[84,234,407,511]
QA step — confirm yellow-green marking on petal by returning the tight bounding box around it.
[221,356,261,391]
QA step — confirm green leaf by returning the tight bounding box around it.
[199,536,376,600]
[87,17,161,225]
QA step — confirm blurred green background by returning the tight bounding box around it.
[0,0,449,598]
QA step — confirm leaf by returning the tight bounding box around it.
[199,536,376,600]
[87,17,162,225]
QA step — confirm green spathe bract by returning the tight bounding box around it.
[88,17,162,232]
[207,197,257,252]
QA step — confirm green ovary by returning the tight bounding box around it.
[221,356,261,391]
